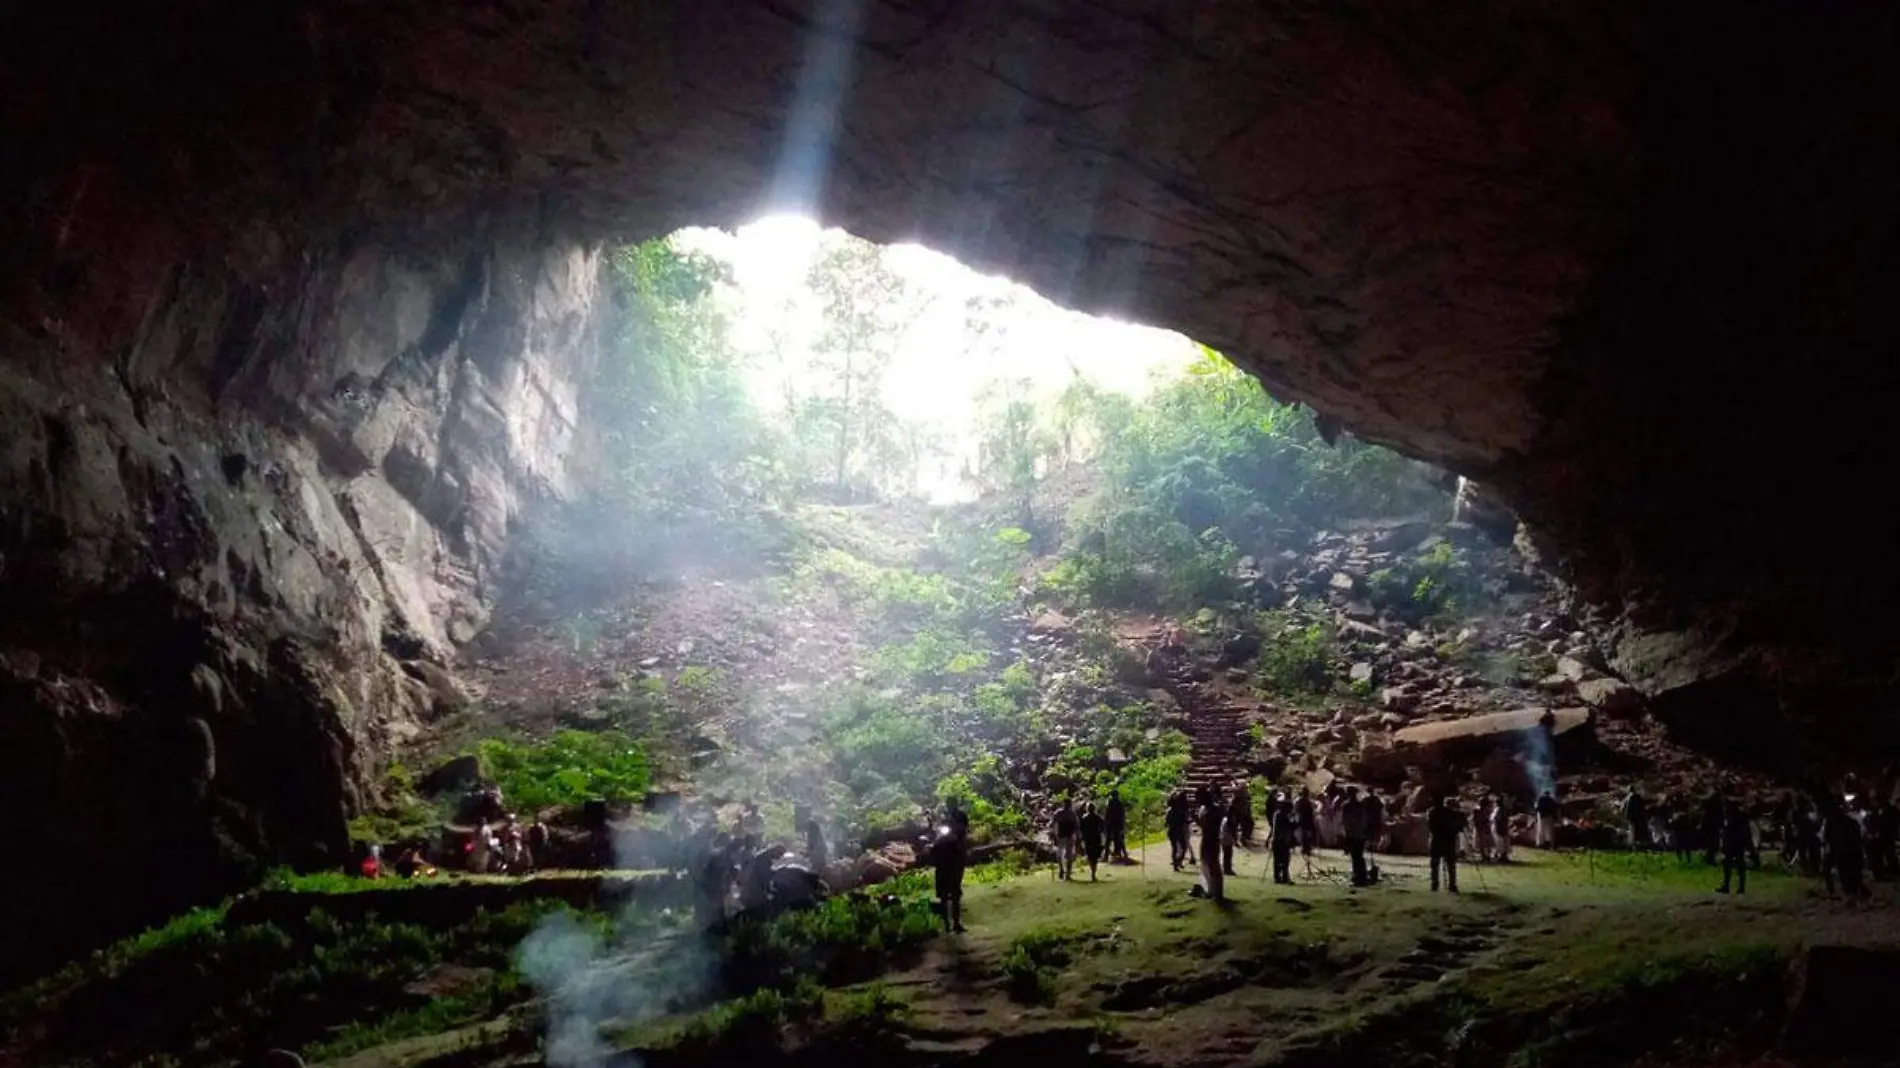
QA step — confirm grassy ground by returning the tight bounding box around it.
[15,845,1893,1068]
[600,844,1894,1068]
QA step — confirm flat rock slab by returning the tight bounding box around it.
[1393,707,1591,749]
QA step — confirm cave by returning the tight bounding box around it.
[2,0,1896,978]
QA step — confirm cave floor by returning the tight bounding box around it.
[332,846,1895,1068]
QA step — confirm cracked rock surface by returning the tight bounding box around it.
[2,0,1896,974]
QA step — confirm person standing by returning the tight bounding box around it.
[1270,793,1297,885]
[1196,785,1227,901]
[1365,789,1387,855]
[803,815,829,874]
[1053,798,1080,881]
[1295,787,1319,857]
[1715,800,1754,894]
[1474,796,1497,863]
[1491,795,1513,863]
[1080,801,1106,882]
[1104,788,1129,861]
[933,804,970,933]
[1822,797,1869,901]
[1222,790,1246,875]
[1341,787,1370,887]
[1166,791,1193,871]
[1534,791,1560,849]
[1233,781,1255,846]
[1428,796,1466,893]
[1699,792,1724,865]
[1620,787,1651,850]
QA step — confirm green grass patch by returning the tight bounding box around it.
[474,729,652,813]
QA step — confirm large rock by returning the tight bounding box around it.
[1575,677,1644,719]
[1390,708,1595,773]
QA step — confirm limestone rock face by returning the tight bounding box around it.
[2,0,1897,969]
[0,227,604,978]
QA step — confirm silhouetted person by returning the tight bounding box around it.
[1166,791,1193,871]
[1195,785,1226,901]
[804,816,828,873]
[934,804,970,932]
[1534,791,1559,848]
[1104,789,1128,860]
[1428,796,1465,893]
[1822,799,1869,901]
[1795,795,1823,874]
[1053,798,1080,881]
[1491,795,1513,863]
[1365,790,1387,853]
[1222,790,1246,875]
[1699,792,1724,865]
[1270,794,1296,884]
[1873,798,1900,880]
[1716,801,1753,894]
[1341,787,1370,887]
[1232,781,1255,845]
[1474,795,1497,862]
[1080,801,1105,881]
[696,835,734,927]
[1295,787,1319,857]
[1624,788,1651,849]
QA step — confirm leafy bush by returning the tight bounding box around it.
[1256,617,1335,699]
[1001,927,1079,1005]
[7,902,566,1067]
[721,893,939,994]
[474,730,652,813]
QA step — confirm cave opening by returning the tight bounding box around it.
[7,1,1900,1061]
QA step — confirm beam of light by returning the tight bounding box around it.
[764,0,866,218]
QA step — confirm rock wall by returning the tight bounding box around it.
[0,215,604,977]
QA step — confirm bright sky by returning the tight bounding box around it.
[673,216,1200,500]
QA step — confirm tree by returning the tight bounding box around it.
[792,239,931,501]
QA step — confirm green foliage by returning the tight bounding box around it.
[1001,927,1080,1005]
[1048,347,1446,611]
[1256,615,1336,699]
[1365,540,1484,623]
[6,902,564,1067]
[302,975,524,1062]
[676,979,827,1054]
[721,892,940,994]
[474,730,651,813]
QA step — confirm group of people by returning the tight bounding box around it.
[690,800,833,925]
[1611,778,1900,900]
[1049,789,1134,882]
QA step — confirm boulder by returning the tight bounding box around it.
[1576,677,1644,718]
[1381,685,1422,713]
[1349,662,1375,685]
[421,754,483,795]
[1390,707,1594,772]
[1555,656,1592,682]
[1329,572,1356,592]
